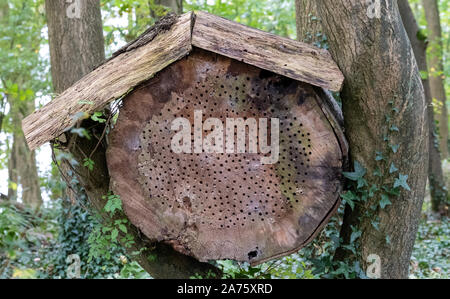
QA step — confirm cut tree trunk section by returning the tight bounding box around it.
[107,49,347,264]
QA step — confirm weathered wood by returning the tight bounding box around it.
[192,11,343,92]
[22,11,344,151]
[107,49,346,264]
[317,0,427,278]
[22,12,193,151]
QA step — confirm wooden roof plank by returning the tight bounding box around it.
[192,11,344,92]
[22,11,345,150]
[22,12,193,150]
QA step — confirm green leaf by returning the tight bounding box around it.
[373,167,382,177]
[111,228,119,242]
[385,235,391,245]
[375,151,384,161]
[379,194,392,209]
[389,163,398,174]
[390,144,400,153]
[91,111,106,123]
[103,194,123,216]
[118,224,127,234]
[357,178,367,189]
[390,125,399,132]
[350,230,362,243]
[83,158,94,171]
[343,161,366,181]
[394,174,411,191]
[371,221,380,231]
[340,191,356,210]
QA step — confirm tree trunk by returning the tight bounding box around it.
[422,0,448,159]
[295,0,323,45]
[151,0,183,19]
[156,0,183,15]
[316,0,427,278]
[398,0,447,214]
[1,3,42,209]
[45,0,220,278]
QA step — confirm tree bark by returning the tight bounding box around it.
[295,0,323,45]
[156,0,183,15]
[316,0,427,278]
[1,3,42,209]
[45,0,220,278]
[151,0,183,19]
[422,0,448,159]
[398,0,447,214]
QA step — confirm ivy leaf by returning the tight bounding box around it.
[379,194,392,209]
[375,151,384,161]
[343,161,366,181]
[394,174,411,191]
[390,125,399,132]
[371,221,380,231]
[373,167,382,177]
[350,230,362,243]
[385,235,391,245]
[111,228,119,242]
[357,178,367,189]
[390,144,399,153]
[389,163,398,174]
[340,191,356,210]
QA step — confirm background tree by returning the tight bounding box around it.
[398,0,448,214]
[316,0,428,278]
[294,0,324,46]
[0,0,44,209]
[422,0,449,159]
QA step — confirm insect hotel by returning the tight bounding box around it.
[22,12,347,265]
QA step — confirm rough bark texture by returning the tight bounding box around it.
[23,11,344,150]
[192,11,344,92]
[422,0,448,159]
[44,0,219,278]
[398,0,447,214]
[295,0,345,140]
[316,0,427,278]
[107,48,347,265]
[295,0,323,45]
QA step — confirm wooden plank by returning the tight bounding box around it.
[192,11,344,92]
[22,12,193,150]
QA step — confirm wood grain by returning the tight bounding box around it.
[22,12,193,150]
[192,11,344,92]
[107,50,346,264]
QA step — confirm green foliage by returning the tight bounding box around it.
[184,0,296,38]
[410,217,449,278]
[0,203,58,278]
[103,194,123,216]
[83,158,95,172]
[91,111,106,123]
